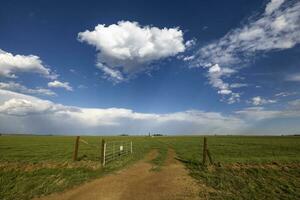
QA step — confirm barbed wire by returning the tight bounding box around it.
[79,138,101,149]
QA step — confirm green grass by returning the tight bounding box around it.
[149,140,168,171]
[0,136,156,200]
[167,136,300,199]
[1,135,300,200]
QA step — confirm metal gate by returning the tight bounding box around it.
[101,140,133,166]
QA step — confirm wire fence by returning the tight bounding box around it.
[102,140,133,166]
[72,137,133,167]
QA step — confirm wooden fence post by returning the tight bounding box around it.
[202,137,207,165]
[73,136,80,161]
[101,139,106,167]
[130,141,133,154]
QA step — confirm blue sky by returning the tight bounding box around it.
[0,0,300,135]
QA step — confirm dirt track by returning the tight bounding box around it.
[36,149,201,200]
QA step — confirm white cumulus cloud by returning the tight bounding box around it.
[78,21,186,82]
[48,80,73,91]
[0,49,56,79]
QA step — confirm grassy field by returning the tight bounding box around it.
[0,135,300,200]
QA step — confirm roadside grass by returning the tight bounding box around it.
[0,167,101,200]
[168,136,300,163]
[0,136,156,200]
[1,135,300,200]
[168,136,300,199]
[186,164,300,199]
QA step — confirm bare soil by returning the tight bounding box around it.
[35,148,202,200]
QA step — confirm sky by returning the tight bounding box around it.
[0,0,300,135]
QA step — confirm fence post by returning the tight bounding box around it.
[202,137,207,165]
[101,139,106,167]
[130,141,133,154]
[73,136,80,161]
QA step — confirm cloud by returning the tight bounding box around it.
[230,83,248,88]
[0,89,246,134]
[250,96,277,106]
[235,107,282,121]
[192,0,300,103]
[275,91,298,97]
[78,21,186,82]
[0,82,56,96]
[0,98,68,116]
[288,99,300,108]
[0,49,57,79]
[285,73,300,82]
[182,55,195,61]
[206,64,241,103]
[207,64,235,93]
[197,0,300,65]
[1,90,300,135]
[78,84,87,89]
[48,80,73,91]
[235,102,300,121]
[0,90,79,117]
[185,39,196,49]
[265,0,286,15]
[236,98,300,122]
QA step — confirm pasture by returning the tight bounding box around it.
[0,135,300,200]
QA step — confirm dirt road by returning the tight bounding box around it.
[36,149,201,200]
